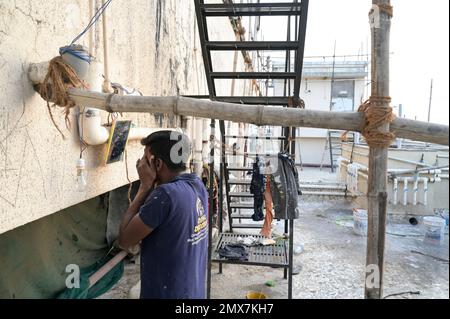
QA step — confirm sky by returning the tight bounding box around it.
[256,0,449,125]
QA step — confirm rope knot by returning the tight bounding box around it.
[378,4,394,18]
[369,4,394,18]
[288,97,305,109]
[358,96,396,148]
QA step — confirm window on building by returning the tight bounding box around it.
[331,80,355,111]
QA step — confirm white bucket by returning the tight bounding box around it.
[353,209,368,236]
[423,216,446,245]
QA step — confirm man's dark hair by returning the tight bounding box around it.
[141,130,191,172]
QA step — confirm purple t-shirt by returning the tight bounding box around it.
[138,173,208,299]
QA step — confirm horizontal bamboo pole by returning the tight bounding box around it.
[68,89,449,146]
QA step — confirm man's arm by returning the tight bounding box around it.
[118,154,156,250]
[118,185,154,250]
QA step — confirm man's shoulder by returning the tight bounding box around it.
[143,185,171,206]
[163,175,207,198]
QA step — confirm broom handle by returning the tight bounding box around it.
[88,250,128,288]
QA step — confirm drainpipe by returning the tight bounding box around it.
[202,118,210,165]
[80,60,110,145]
[413,177,419,206]
[423,178,428,206]
[392,178,398,205]
[194,118,204,175]
[403,177,409,206]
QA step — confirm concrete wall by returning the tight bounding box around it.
[0,0,246,234]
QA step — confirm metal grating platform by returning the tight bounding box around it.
[212,233,288,268]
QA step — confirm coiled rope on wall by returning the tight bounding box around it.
[38,57,87,139]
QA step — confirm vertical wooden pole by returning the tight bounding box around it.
[365,0,392,299]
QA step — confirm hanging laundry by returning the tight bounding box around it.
[269,153,302,220]
[202,165,219,228]
[250,157,266,222]
[260,175,274,238]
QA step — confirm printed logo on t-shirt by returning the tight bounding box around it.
[187,197,208,246]
[196,197,204,217]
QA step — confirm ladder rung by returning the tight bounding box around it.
[206,41,299,51]
[226,152,281,157]
[300,184,347,191]
[230,213,254,219]
[231,203,260,209]
[229,192,253,198]
[211,72,297,79]
[302,191,349,197]
[225,135,286,140]
[226,167,252,172]
[231,223,264,229]
[201,3,303,17]
[229,179,251,185]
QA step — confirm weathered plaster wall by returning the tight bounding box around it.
[0,0,246,234]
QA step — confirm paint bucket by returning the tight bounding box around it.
[246,291,267,299]
[353,209,368,236]
[423,216,446,246]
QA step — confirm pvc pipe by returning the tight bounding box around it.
[80,60,110,145]
[393,178,398,205]
[423,178,428,206]
[342,160,432,206]
[28,61,50,84]
[79,108,110,145]
[388,156,430,168]
[194,118,204,175]
[339,158,446,176]
[413,178,419,206]
[343,150,433,168]
[403,178,408,206]
[357,171,368,180]
[128,127,159,141]
[202,119,210,164]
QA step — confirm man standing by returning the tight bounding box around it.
[118,130,208,299]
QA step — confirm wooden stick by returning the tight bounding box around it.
[365,0,391,299]
[68,89,449,146]
[88,250,128,289]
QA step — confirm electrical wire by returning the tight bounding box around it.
[58,0,114,64]
[70,0,113,45]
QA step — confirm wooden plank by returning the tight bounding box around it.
[68,89,449,146]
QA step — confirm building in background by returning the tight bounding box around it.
[272,57,369,166]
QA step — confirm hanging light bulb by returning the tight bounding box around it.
[76,158,88,192]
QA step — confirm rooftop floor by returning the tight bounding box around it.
[101,198,449,299]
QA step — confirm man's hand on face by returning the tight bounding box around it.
[136,154,156,191]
